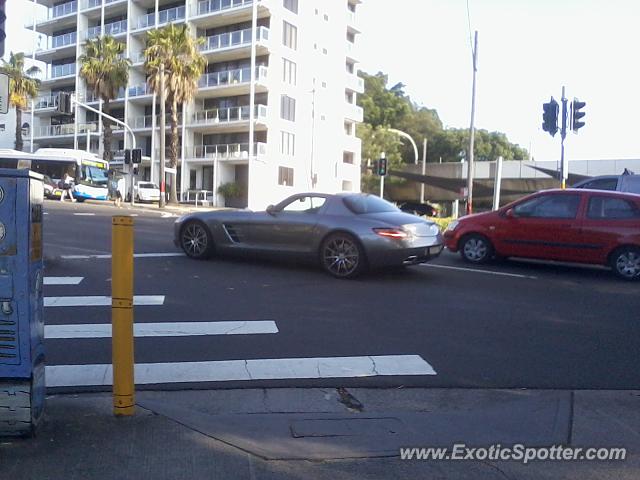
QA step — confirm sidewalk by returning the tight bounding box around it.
[84,198,232,215]
[1,388,638,479]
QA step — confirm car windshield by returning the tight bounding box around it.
[139,183,158,189]
[343,195,399,214]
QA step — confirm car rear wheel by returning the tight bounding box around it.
[610,247,640,281]
[181,221,213,259]
[460,234,494,264]
[320,233,365,279]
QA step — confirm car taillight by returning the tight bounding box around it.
[373,228,408,239]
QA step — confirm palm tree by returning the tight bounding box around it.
[79,35,131,162]
[0,52,41,151]
[145,24,205,204]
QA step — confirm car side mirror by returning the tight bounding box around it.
[266,205,276,215]
[505,208,515,218]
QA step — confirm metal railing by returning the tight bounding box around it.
[128,84,151,97]
[82,0,101,9]
[84,88,126,102]
[35,94,62,109]
[199,26,268,53]
[50,63,76,79]
[51,1,77,19]
[133,113,183,129]
[191,105,266,125]
[136,6,185,30]
[86,20,128,40]
[51,32,77,49]
[188,142,267,160]
[198,66,267,89]
[195,0,252,17]
[35,122,98,138]
[132,51,146,64]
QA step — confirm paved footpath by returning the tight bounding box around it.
[1,388,639,479]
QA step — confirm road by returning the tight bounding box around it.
[42,200,640,391]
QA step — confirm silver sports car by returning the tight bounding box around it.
[174,193,444,278]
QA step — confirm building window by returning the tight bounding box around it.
[280,95,296,121]
[324,14,329,21]
[0,124,5,132]
[347,32,356,43]
[322,47,328,55]
[283,21,297,50]
[280,131,295,156]
[345,91,354,104]
[344,121,354,135]
[342,180,353,191]
[343,152,354,164]
[278,166,294,186]
[346,61,355,74]
[282,58,297,85]
[283,0,298,13]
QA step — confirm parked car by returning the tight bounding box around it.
[398,201,439,217]
[175,193,444,278]
[134,182,160,203]
[443,189,640,280]
[572,170,640,194]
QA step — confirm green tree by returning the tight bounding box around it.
[358,72,411,128]
[0,52,41,151]
[144,24,206,204]
[79,36,131,162]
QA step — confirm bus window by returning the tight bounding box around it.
[81,164,108,186]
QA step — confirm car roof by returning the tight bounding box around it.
[538,188,640,199]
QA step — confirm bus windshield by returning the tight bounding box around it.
[80,164,108,186]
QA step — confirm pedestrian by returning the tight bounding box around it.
[60,171,76,202]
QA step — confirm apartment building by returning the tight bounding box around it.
[23,0,364,209]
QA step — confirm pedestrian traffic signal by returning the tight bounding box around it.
[56,92,72,115]
[132,148,142,164]
[377,157,388,176]
[542,97,559,137]
[571,98,586,132]
[124,149,131,164]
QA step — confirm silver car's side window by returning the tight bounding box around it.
[281,196,326,213]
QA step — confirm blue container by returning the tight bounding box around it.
[0,169,45,436]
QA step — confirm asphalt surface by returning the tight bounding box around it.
[42,199,640,391]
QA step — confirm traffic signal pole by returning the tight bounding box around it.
[560,86,568,189]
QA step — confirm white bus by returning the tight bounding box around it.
[0,148,110,201]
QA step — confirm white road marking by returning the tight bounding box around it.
[60,252,184,259]
[73,213,96,216]
[44,295,165,307]
[45,321,278,339]
[421,263,537,279]
[45,355,436,387]
[44,277,84,285]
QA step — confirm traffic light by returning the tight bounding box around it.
[124,149,131,165]
[571,98,586,132]
[56,92,72,114]
[377,157,387,176]
[132,148,142,164]
[0,0,6,58]
[542,97,559,137]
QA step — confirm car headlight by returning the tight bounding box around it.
[446,220,459,232]
[429,224,440,236]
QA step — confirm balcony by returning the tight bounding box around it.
[197,66,268,98]
[189,105,267,132]
[81,0,101,9]
[345,103,364,123]
[28,1,78,33]
[85,19,127,40]
[35,122,97,139]
[191,0,268,29]
[83,87,126,103]
[198,26,269,60]
[51,1,77,19]
[34,94,62,111]
[132,113,184,130]
[128,84,152,98]
[44,63,76,81]
[134,6,185,32]
[187,142,267,162]
[32,32,77,62]
[346,73,364,94]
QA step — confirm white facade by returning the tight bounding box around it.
[22,0,364,209]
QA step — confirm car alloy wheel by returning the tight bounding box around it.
[181,222,212,259]
[461,234,493,264]
[612,247,640,280]
[321,234,364,278]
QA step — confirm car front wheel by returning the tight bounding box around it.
[460,234,494,264]
[611,247,640,281]
[320,233,366,279]
[181,221,213,259]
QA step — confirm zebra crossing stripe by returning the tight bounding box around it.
[45,321,278,339]
[44,295,165,307]
[44,277,84,285]
[45,355,437,387]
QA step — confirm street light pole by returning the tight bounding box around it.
[421,138,427,203]
[466,30,478,215]
[159,63,166,209]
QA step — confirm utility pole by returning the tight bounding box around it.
[421,138,427,203]
[159,63,166,209]
[466,30,478,215]
[560,85,568,189]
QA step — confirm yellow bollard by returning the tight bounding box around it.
[112,216,135,416]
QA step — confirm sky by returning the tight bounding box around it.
[4,0,639,162]
[357,0,640,162]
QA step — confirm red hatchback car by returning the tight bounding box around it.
[443,189,640,280]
